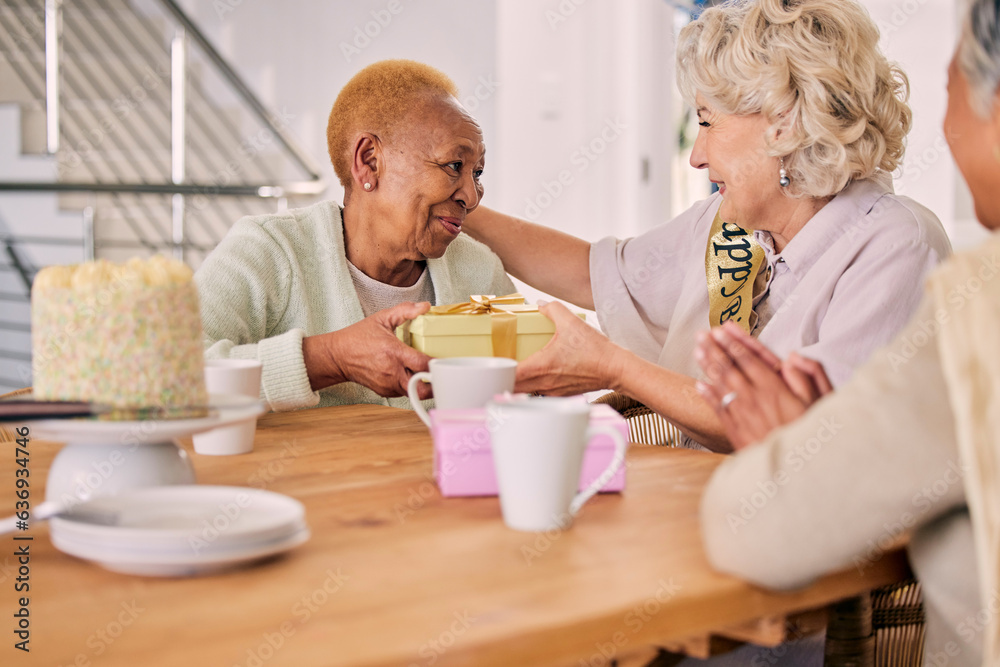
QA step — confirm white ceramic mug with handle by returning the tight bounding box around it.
[407,357,518,427]
[487,397,629,532]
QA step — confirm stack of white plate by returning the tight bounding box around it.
[50,486,309,577]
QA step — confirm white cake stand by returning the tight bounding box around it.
[25,393,265,504]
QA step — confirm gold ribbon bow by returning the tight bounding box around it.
[429,293,529,315]
[429,294,536,359]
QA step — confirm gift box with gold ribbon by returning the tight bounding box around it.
[396,294,562,361]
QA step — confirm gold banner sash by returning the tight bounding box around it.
[705,212,766,332]
[429,294,536,359]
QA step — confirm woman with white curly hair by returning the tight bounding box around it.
[692,0,1000,664]
[463,0,951,452]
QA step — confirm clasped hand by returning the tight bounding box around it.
[694,321,833,450]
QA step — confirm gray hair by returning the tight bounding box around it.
[960,0,1000,117]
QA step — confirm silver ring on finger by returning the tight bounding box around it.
[719,391,738,410]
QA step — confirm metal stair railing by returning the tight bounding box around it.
[67,0,293,244]
[0,0,327,264]
[157,0,323,184]
[0,0,329,390]
[3,235,34,292]
[0,6,169,255]
[1,3,176,252]
[85,0,281,242]
[0,226,38,391]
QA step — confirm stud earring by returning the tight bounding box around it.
[364,182,372,191]
[778,158,790,188]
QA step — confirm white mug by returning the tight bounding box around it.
[192,359,262,455]
[488,397,628,532]
[407,357,518,427]
[202,358,262,396]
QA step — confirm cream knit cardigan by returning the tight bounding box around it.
[931,231,1000,666]
[194,200,515,411]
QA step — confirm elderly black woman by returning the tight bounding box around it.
[693,1,1000,663]
[195,60,514,411]
[462,0,951,452]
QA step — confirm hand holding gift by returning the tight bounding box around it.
[514,301,628,396]
[305,301,434,399]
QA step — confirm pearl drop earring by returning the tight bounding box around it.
[364,183,372,191]
[778,158,790,188]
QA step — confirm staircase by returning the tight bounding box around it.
[0,103,82,390]
[0,0,326,392]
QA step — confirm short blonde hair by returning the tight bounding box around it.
[677,0,912,198]
[327,60,459,190]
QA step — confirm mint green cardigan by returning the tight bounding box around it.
[194,200,515,411]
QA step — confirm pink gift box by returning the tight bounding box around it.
[429,403,628,497]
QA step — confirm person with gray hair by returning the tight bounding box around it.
[462,0,950,452]
[692,0,1000,664]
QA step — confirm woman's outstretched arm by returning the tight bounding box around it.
[463,206,595,310]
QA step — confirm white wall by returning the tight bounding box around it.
[492,0,674,243]
[176,0,499,205]
[863,0,987,249]
[490,0,675,306]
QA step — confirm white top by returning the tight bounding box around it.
[590,176,951,445]
[347,260,435,318]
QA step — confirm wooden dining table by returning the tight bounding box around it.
[0,404,910,667]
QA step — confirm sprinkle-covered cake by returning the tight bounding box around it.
[31,256,207,409]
